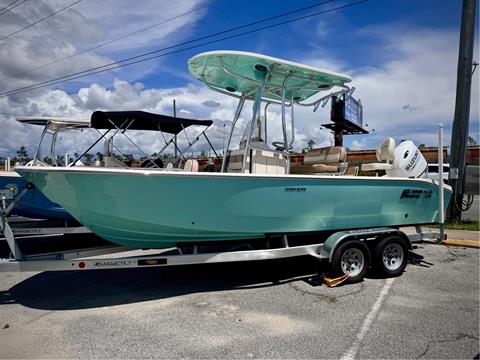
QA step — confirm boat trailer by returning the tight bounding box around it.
[0,218,441,281]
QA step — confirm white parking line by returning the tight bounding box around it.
[340,277,395,360]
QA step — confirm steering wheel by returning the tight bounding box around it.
[272,141,292,151]
[140,158,164,168]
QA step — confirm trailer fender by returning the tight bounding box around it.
[320,227,412,263]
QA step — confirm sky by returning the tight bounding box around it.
[0,0,478,160]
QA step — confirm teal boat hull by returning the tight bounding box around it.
[17,167,452,249]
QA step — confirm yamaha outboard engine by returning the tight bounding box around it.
[387,140,428,178]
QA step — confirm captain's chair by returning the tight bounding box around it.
[361,137,395,172]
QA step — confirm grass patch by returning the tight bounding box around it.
[428,220,479,231]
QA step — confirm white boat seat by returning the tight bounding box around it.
[360,137,395,172]
[184,159,199,172]
[361,163,394,171]
[303,146,347,165]
[291,146,347,174]
[290,163,339,174]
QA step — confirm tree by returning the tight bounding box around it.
[468,136,477,146]
[307,139,315,150]
[418,144,426,148]
[96,152,103,161]
[84,153,94,163]
[42,156,54,165]
[303,139,316,153]
[16,146,31,164]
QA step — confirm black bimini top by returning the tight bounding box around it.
[91,111,213,134]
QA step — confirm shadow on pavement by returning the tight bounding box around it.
[0,257,323,311]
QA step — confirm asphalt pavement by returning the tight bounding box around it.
[0,243,478,359]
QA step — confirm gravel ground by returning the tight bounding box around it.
[0,243,478,359]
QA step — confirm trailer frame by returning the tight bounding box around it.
[0,224,440,273]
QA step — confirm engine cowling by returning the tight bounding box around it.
[386,140,428,178]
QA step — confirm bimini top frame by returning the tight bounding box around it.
[20,111,218,168]
[188,51,353,173]
[74,111,217,167]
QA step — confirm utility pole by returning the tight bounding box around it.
[173,99,177,159]
[447,0,477,221]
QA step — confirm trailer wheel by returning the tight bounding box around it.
[331,240,370,283]
[373,236,408,277]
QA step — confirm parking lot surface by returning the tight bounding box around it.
[0,243,478,359]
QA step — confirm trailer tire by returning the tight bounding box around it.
[373,236,408,277]
[331,240,370,283]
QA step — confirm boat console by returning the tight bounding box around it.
[227,147,288,174]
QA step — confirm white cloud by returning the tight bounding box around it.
[0,0,209,94]
[351,138,368,150]
[348,27,478,149]
[76,0,207,54]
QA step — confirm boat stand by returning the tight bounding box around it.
[0,184,91,260]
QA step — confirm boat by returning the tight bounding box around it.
[16,51,452,249]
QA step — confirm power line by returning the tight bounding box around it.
[0,0,370,98]
[0,0,19,13]
[1,0,341,95]
[1,0,366,97]
[0,0,221,83]
[0,0,83,42]
[0,0,28,16]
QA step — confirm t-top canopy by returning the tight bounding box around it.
[188,50,352,102]
[16,116,90,131]
[90,111,213,134]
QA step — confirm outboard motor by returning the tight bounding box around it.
[387,140,428,178]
